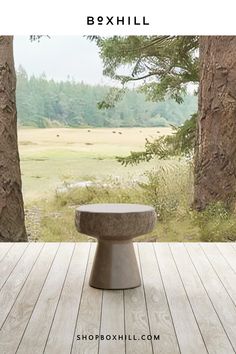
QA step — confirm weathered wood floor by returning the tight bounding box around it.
[0,242,236,354]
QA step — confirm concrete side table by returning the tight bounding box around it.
[75,203,156,290]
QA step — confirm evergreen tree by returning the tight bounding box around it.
[16,68,197,128]
[0,37,27,241]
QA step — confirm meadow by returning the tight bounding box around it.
[19,127,236,243]
[19,127,172,201]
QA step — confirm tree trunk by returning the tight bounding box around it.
[194,36,236,210]
[0,36,27,241]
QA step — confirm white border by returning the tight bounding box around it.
[1,0,236,34]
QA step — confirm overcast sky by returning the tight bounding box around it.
[14,36,113,85]
[14,36,196,93]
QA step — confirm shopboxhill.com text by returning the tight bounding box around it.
[87,16,150,26]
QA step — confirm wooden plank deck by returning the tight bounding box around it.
[0,242,236,354]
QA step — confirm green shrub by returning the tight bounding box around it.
[139,162,193,220]
[193,202,236,242]
[28,164,236,243]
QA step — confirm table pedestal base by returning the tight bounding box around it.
[89,239,141,290]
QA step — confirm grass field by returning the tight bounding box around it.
[19,127,236,243]
[19,127,173,202]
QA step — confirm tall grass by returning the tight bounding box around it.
[27,161,236,242]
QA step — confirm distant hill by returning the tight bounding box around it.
[16,66,197,128]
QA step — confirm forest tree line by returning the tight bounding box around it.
[16,66,197,128]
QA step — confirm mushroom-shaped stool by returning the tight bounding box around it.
[75,203,156,290]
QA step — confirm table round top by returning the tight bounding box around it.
[77,203,154,214]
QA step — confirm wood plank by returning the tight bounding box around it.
[186,243,236,351]
[138,243,180,354]
[99,290,125,354]
[171,243,234,354]
[154,243,207,354]
[1,241,236,354]
[0,243,28,290]
[0,243,59,354]
[71,243,103,354]
[216,243,236,273]
[201,243,236,305]
[124,243,153,354]
[0,243,13,262]
[16,243,74,354]
[44,243,91,354]
[232,243,236,252]
[0,242,43,328]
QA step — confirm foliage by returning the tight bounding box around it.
[38,180,148,242]
[30,162,195,242]
[117,114,197,165]
[138,163,194,220]
[27,161,236,243]
[16,66,197,128]
[194,202,236,242]
[97,87,127,109]
[92,36,199,104]
[92,36,199,158]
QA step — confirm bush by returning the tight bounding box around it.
[139,162,193,220]
[28,163,236,243]
[194,202,236,242]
